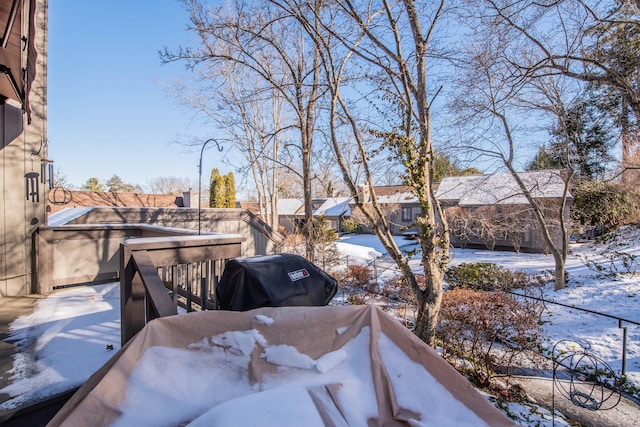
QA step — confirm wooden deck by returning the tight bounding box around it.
[0,232,245,425]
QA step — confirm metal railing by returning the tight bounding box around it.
[119,234,244,344]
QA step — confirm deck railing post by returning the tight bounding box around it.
[120,234,244,344]
[120,245,146,345]
[201,276,208,310]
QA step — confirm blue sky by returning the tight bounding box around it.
[48,0,230,190]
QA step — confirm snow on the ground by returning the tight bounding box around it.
[0,283,121,410]
[335,234,416,265]
[540,228,640,389]
[337,230,640,408]
[1,227,638,425]
[448,231,640,389]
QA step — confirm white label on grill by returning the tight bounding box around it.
[288,268,310,282]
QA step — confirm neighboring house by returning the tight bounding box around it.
[350,185,420,235]
[234,171,570,252]
[436,171,572,253]
[312,197,352,232]
[276,197,352,234]
[47,190,192,215]
[276,198,305,234]
[1,0,47,296]
[350,172,571,253]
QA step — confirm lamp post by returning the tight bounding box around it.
[198,138,223,235]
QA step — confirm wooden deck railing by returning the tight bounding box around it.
[120,234,244,344]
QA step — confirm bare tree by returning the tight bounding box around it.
[479,0,640,177]
[145,176,194,195]
[170,65,285,227]
[451,20,575,289]
[162,0,325,257]
[272,0,451,345]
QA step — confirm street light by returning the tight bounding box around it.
[198,138,223,235]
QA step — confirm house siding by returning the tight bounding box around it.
[0,0,48,296]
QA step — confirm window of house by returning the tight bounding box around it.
[402,207,412,222]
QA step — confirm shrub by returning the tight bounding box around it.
[336,264,374,289]
[346,294,368,305]
[378,274,415,303]
[332,265,374,307]
[571,180,640,231]
[438,288,545,388]
[445,262,546,292]
[341,218,363,234]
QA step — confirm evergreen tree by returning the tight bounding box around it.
[82,177,104,192]
[590,1,640,158]
[432,152,482,182]
[106,175,138,192]
[209,168,221,208]
[216,175,226,207]
[209,168,217,208]
[526,146,563,172]
[209,168,231,208]
[225,172,236,208]
[535,92,615,179]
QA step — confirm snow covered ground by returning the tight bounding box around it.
[0,284,121,410]
[337,229,640,390]
[1,227,639,425]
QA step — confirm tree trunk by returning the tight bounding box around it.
[553,252,566,291]
[414,281,444,346]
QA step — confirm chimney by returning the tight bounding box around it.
[182,190,191,208]
[358,184,370,203]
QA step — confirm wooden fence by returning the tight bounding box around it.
[120,234,244,344]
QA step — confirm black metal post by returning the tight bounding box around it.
[619,319,628,376]
[198,138,223,235]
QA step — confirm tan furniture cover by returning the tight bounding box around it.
[48,305,518,426]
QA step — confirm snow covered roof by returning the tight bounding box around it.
[362,186,418,204]
[313,197,352,217]
[47,207,95,226]
[278,197,353,217]
[376,191,418,204]
[278,199,304,215]
[435,171,570,206]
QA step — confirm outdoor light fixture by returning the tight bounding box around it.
[198,138,223,235]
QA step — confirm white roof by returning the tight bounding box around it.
[313,197,352,217]
[435,170,570,206]
[278,199,304,215]
[47,207,94,226]
[376,192,418,204]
